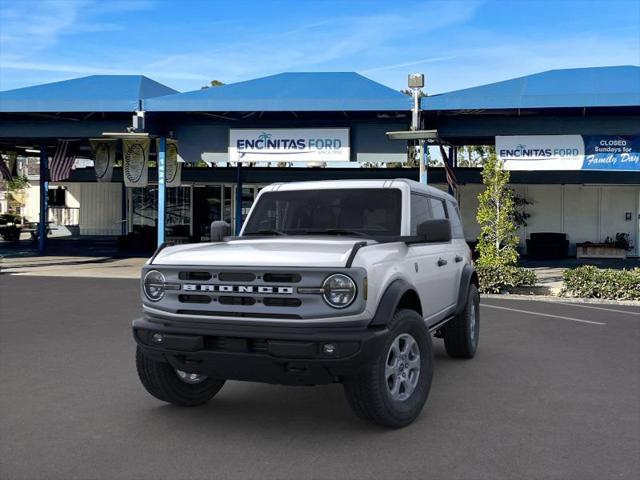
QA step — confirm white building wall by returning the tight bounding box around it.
[23,182,40,222]
[63,184,81,208]
[456,183,640,257]
[562,186,599,254]
[78,182,122,235]
[456,184,482,241]
[599,187,639,254]
[523,186,563,234]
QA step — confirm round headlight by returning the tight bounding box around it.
[143,270,166,302]
[322,274,357,309]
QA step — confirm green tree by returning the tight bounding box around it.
[476,153,519,267]
[457,145,495,167]
[201,79,225,89]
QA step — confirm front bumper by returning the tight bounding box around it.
[133,317,389,386]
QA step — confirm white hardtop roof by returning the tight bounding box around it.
[263,178,455,202]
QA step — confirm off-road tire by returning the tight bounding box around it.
[343,309,433,428]
[136,347,225,406]
[443,283,480,359]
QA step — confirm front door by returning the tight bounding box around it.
[408,193,458,322]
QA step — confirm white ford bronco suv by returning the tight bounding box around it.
[133,179,479,427]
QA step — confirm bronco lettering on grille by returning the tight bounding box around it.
[182,284,294,294]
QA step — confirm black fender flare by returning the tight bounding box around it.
[369,278,419,327]
[455,265,478,316]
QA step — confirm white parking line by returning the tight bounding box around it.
[482,304,607,325]
[541,301,640,316]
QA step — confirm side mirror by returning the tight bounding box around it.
[415,219,452,243]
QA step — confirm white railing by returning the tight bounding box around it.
[48,207,79,226]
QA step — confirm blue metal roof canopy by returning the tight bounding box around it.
[145,72,411,112]
[422,66,640,111]
[0,75,178,113]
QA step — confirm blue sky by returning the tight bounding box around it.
[0,0,638,94]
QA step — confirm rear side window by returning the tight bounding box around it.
[429,198,448,220]
[410,194,432,234]
[447,201,465,239]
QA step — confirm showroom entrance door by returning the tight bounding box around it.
[232,184,264,233]
[193,184,265,241]
[192,185,232,242]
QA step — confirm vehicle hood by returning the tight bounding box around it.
[152,237,369,268]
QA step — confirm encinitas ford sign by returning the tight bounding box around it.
[497,135,640,171]
[229,128,350,162]
[496,135,584,170]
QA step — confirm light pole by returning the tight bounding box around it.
[408,73,426,184]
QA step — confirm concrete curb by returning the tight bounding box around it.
[482,293,640,307]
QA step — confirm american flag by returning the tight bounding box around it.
[439,145,458,192]
[0,156,12,181]
[49,140,78,182]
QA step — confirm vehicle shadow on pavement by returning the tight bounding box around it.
[131,343,463,436]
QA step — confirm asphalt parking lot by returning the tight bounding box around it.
[1,276,638,480]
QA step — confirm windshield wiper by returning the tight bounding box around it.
[244,229,287,236]
[305,229,369,238]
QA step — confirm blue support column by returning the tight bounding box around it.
[420,140,428,185]
[157,137,166,246]
[235,162,243,235]
[38,145,48,254]
[121,182,127,236]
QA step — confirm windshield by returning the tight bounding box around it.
[242,188,402,238]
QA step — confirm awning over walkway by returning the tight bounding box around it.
[0,75,178,113]
[422,66,640,111]
[145,72,411,112]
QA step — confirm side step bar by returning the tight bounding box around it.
[428,315,455,335]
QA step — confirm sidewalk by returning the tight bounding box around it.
[0,255,147,278]
[1,255,637,289]
[519,265,564,295]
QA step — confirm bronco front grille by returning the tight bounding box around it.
[146,266,366,321]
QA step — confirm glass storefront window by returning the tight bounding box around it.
[131,187,157,229]
[241,187,254,224]
[128,183,266,243]
[130,186,191,240]
[223,186,232,225]
[166,187,191,240]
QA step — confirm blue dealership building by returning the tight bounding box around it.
[0,66,638,257]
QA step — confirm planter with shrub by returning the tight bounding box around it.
[562,265,640,301]
[576,233,634,259]
[477,265,537,294]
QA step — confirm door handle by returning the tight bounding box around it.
[437,258,448,267]
[455,255,463,263]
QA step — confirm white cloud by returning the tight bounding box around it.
[0,0,153,56]
[361,56,459,74]
[135,1,484,90]
[0,59,209,81]
[417,30,640,94]
[1,0,637,95]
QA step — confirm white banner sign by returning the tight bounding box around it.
[229,128,350,163]
[156,138,181,187]
[496,135,585,170]
[90,139,116,182]
[123,138,150,187]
